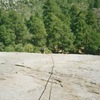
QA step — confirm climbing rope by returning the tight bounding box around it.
[49,55,55,100]
[38,54,55,100]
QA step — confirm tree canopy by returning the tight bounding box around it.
[0,0,100,54]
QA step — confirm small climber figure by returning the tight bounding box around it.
[40,47,45,54]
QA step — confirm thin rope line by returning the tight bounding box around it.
[49,54,55,100]
[49,75,53,100]
[38,54,55,100]
[38,72,53,100]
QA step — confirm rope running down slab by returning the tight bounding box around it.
[38,54,55,100]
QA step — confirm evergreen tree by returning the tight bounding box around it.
[70,5,80,32]
[0,25,16,46]
[27,15,47,47]
[8,11,30,44]
[85,31,100,54]
[70,10,88,53]
[94,0,100,8]
[86,8,98,31]
[43,1,74,53]
[0,1,99,54]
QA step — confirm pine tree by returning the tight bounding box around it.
[27,15,47,47]
[85,9,100,54]
[94,0,100,8]
[86,8,98,31]
[8,11,30,45]
[0,25,16,46]
[71,10,89,53]
[43,1,75,53]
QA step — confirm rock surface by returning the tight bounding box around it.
[0,52,100,100]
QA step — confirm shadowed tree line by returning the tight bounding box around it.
[0,0,100,54]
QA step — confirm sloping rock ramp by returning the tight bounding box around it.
[0,52,100,100]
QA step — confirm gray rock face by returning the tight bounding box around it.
[0,52,100,100]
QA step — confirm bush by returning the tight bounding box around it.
[24,43,34,52]
[5,45,15,52]
[15,44,24,52]
[0,42,4,51]
[44,47,52,54]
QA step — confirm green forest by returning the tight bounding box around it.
[0,0,100,54]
